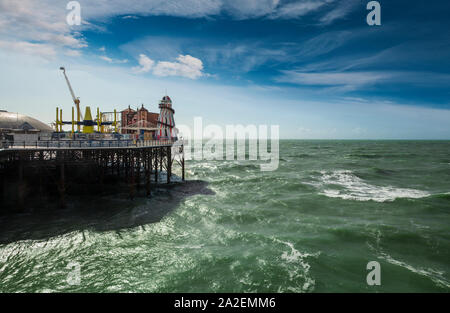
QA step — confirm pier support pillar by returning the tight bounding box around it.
[182,153,185,181]
[129,153,135,200]
[154,151,158,183]
[116,152,121,177]
[145,152,151,197]
[159,147,163,173]
[136,152,141,192]
[167,146,171,184]
[17,156,25,211]
[58,161,66,209]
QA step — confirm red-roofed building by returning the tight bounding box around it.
[120,104,159,139]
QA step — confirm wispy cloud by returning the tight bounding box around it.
[276,70,450,92]
[319,0,359,25]
[99,55,128,64]
[67,0,356,23]
[121,36,291,74]
[295,30,356,58]
[0,40,56,58]
[276,70,389,90]
[80,0,222,20]
[0,0,363,60]
[0,0,87,57]
[122,15,139,20]
[222,0,280,19]
[270,0,328,19]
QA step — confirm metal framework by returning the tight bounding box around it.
[0,141,185,209]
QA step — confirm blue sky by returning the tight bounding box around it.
[0,0,449,139]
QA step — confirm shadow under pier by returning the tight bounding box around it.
[0,180,214,245]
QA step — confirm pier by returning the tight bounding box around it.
[0,67,185,211]
[0,139,185,210]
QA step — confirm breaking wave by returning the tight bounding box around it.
[316,170,430,202]
[273,238,320,293]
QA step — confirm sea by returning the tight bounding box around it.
[0,140,449,292]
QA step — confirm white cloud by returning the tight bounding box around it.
[223,0,280,19]
[99,46,106,52]
[122,15,139,20]
[11,0,355,24]
[270,1,329,19]
[100,55,113,63]
[0,0,86,57]
[319,0,359,25]
[83,0,344,21]
[0,0,360,62]
[100,55,129,64]
[132,54,205,79]
[80,0,223,20]
[132,54,155,73]
[153,54,204,79]
[277,71,388,87]
[276,69,450,92]
[0,40,56,58]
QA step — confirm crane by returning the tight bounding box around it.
[60,66,83,131]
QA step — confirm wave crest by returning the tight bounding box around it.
[317,170,430,202]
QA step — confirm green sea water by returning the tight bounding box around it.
[0,140,449,292]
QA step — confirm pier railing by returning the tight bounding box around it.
[0,139,174,150]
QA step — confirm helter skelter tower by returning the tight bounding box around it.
[156,95,177,140]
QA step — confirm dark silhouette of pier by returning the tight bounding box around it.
[0,140,185,211]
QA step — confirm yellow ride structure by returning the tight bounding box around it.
[57,67,118,134]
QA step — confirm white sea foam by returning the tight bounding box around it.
[379,252,450,289]
[273,238,320,292]
[317,170,430,202]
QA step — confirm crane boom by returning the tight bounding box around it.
[60,66,83,126]
[60,67,77,102]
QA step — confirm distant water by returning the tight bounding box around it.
[0,140,449,292]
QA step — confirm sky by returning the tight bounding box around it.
[0,0,449,139]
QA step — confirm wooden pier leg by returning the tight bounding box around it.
[129,152,135,200]
[145,151,151,196]
[38,151,44,204]
[58,161,66,209]
[125,151,129,179]
[182,143,185,181]
[38,166,44,204]
[99,152,105,188]
[136,151,141,193]
[116,152,120,177]
[159,147,163,173]
[17,156,25,211]
[167,146,171,184]
[182,156,185,182]
[154,149,158,183]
